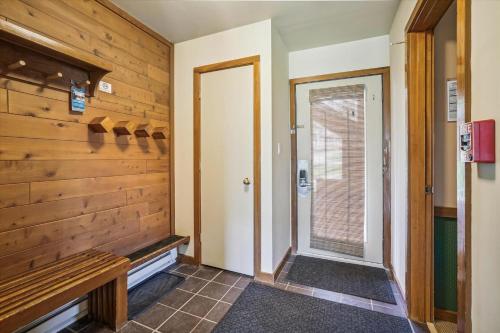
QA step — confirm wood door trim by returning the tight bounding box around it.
[193,56,261,277]
[289,67,392,268]
[434,206,458,219]
[406,0,471,330]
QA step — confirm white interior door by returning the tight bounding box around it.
[200,65,254,275]
[296,75,384,265]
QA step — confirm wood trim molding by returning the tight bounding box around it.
[456,0,472,332]
[289,67,390,86]
[169,44,175,235]
[193,56,262,277]
[95,0,173,46]
[406,0,470,329]
[434,206,457,219]
[254,247,291,284]
[435,308,458,323]
[406,0,454,32]
[406,29,435,324]
[273,247,291,281]
[289,67,392,268]
[178,254,196,265]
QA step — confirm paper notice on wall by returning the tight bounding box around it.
[447,79,457,122]
[70,84,86,113]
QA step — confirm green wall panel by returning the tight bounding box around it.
[434,216,457,311]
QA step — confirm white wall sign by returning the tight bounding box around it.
[447,79,457,122]
[98,81,112,94]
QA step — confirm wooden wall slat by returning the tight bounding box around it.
[0,183,30,208]
[0,0,172,278]
[0,160,147,184]
[30,173,168,203]
[8,91,168,127]
[0,1,92,50]
[0,203,148,257]
[59,0,169,58]
[0,137,168,161]
[126,183,169,205]
[0,89,6,113]
[0,191,127,232]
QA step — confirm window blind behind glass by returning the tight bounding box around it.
[309,84,365,257]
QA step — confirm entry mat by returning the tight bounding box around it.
[214,282,411,333]
[128,271,185,320]
[286,255,396,304]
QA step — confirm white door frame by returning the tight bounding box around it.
[193,55,262,277]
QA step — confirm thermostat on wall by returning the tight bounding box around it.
[98,81,112,94]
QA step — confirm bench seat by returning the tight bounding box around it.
[127,235,190,269]
[0,249,130,333]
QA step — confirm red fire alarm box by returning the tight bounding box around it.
[460,120,495,163]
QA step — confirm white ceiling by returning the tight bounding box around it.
[112,1,400,51]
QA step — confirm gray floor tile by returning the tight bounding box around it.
[180,295,217,317]
[158,312,201,333]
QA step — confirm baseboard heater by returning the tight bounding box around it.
[19,249,177,333]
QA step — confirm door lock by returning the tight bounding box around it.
[243,177,251,185]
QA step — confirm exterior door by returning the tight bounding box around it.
[296,75,384,265]
[200,65,254,275]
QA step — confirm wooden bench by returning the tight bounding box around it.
[127,235,190,269]
[0,249,130,333]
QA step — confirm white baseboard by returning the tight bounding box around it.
[21,249,177,333]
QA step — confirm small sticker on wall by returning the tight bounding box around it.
[98,81,112,94]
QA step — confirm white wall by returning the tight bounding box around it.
[434,2,457,209]
[388,0,417,296]
[289,35,390,79]
[271,26,291,270]
[174,20,275,273]
[471,1,500,331]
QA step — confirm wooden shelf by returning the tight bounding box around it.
[88,116,114,133]
[113,121,136,136]
[0,19,112,96]
[152,127,167,140]
[134,124,152,138]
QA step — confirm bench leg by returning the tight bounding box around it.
[88,274,128,331]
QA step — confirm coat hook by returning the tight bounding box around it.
[7,60,26,71]
[77,80,91,88]
[46,72,63,81]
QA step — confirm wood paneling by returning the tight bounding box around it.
[0,0,172,278]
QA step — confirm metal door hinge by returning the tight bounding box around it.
[425,185,434,194]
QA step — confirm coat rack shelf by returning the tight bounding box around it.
[0,19,112,97]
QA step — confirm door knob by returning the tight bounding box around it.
[243,177,251,185]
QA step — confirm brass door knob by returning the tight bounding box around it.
[243,177,251,185]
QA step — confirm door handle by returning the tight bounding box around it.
[243,177,251,185]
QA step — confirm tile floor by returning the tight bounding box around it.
[59,254,427,333]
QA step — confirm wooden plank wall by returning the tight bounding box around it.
[0,0,172,280]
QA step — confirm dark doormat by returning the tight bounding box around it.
[214,283,411,333]
[286,255,396,304]
[128,271,185,320]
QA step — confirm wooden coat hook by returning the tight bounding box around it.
[134,124,152,138]
[46,72,63,80]
[7,60,26,71]
[113,121,136,136]
[152,127,167,140]
[88,116,114,133]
